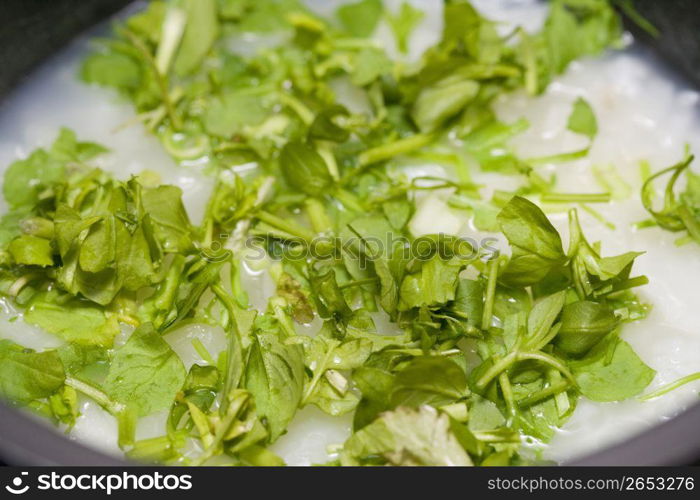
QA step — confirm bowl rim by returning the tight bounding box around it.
[1,399,699,465]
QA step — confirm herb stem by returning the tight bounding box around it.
[278,93,314,125]
[639,371,700,401]
[541,192,611,204]
[475,352,518,390]
[304,198,332,233]
[517,380,570,408]
[481,257,501,330]
[357,133,434,169]
[255,210,316,241]
[498,372,517,423]
[65,377,124,415]
[517,351,578,387]
[120,28,182,130]
[580,203,616,230]
[525,147,589,166]
[677,204,700,244]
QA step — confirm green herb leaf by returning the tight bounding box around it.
[498,196,566,286]
[279,141,333,197]
[8,235,54,267]
[105,323,186,416]
[25,291,120,347]
[245,331,304,441]
[386,2,425,54]
[567,97,598,140]
[0,340,65,403]
[571,337,655,402]
[173,0,220,76]
[412,75,479,133]
[556,301,618,355]
[336,0,382,38]
[341,405,472,466]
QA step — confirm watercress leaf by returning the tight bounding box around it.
[306,376,360,416]
[382,198,413,231]
[308,268,352,322]
[571,337,655,402]
[279,141,333,197]
[412,75,479,133]
[391,356,468,408]
[50,128,109,163]
[115,219,159,291]
[126,0,166,42]
[449,278,484,327]
[48,385,80,427]
[498,196,566,286]
[567,97,597,140]
[25,290,120,347]
[235,0,305,34]
[57,344,109,378]
[540,0,621,86]
[468,394,505,432]
[399,256,462,310]
[8,235,54,267]
[81,51,142,91]
[245,332,304,441]
[79,216,116,273]
[173,0,220,76]
[336,0,382,38]
[3,149,64,209]
[386,1,425,54]
[141,185,193,253]
[555,300,618,355]
[351,47,392,87]
[308,105,350,143]
[105,323,186,416]
[341,405,472,466]
[0,210,29,246]
[0,340,65,403]
[526,290,566,348]
[203,90,271,138]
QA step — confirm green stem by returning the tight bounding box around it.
[120,28,182,130]
[525,147,589,166]
[481,257,500,330]
[66,377,124,415]
[212,284,245,413]
[517,380,570,408]
[192,391,249,466]
[517,351,577,386]
[270,297,297,339]
[475,352,518,390]
[304,198,332,233]
[255,210,316,241]
[339,277,379,289]
[580,203,616,230]
[677,204,700,244]
[356,133,434,169]
[499,372,517,423]
[639,371,700,401]
[541,193,611,204]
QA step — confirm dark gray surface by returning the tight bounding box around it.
[0,0,699,466]
[624,0,700,90]
[0,0,131,99]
